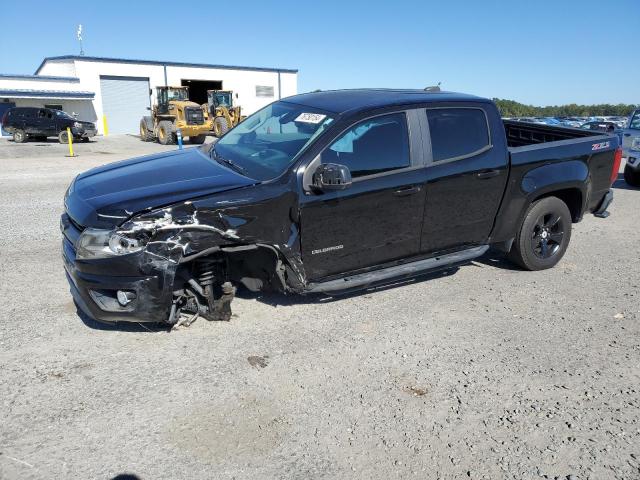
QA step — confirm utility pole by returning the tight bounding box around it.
[77,24,84,56]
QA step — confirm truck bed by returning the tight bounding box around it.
[503,120,602,148]
[488,120,619,247]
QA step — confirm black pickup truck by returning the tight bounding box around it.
[2,107,96,144]
[61,89,621,325]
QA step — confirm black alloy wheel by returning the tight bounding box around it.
[531,212,565,259]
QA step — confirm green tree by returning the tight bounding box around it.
[492,99,638,118]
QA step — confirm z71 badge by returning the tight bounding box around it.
[592,141,610,151]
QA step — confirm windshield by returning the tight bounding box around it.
[212,92,232,107]
[167,88,189,101]
[55,110,75,120]
[212,101,335,181]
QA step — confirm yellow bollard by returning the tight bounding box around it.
[102,115,109,136]
[65,127,76,157]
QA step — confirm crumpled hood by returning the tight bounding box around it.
[65,147,255,228]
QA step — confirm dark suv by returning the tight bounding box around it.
[1,107,97,143]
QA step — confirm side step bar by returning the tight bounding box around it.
[306,245,489,293]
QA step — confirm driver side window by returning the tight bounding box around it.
[322,113,410,178]
[630,112,640,130]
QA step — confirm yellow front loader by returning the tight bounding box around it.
[205,90,244,137]
[140,86,212,145]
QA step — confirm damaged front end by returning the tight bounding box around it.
[62,193,303,327]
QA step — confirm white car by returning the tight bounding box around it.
[622,109,640,186]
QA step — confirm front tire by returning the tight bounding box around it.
[213,117,229,137]
[58,130,69,144]
[508,196,572,271]
[157,121,175,145]
[624,164,640,187]
[13,130,27,143]
[139,119,154,142]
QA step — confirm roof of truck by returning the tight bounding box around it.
[284,89,489,115]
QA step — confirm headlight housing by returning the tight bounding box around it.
[76,228,145,259]
[73,121,82,128]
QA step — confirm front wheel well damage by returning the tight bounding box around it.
[168,244,293,326]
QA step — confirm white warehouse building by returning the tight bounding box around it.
[0,55,298,135]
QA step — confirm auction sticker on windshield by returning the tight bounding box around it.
[295,113,327,124]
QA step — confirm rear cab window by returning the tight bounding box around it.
[321,112,411,179]
[426,108,491,162]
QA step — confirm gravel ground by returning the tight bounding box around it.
[0,136,638,480]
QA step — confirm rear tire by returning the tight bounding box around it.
[508,196,572,271]
[139,119,154,142]
[213,117,229,137]
[13,129,27,143]
[58,130,69,144]
[157,121,175,145]
[624,164,640,187]
[189,134,206,144]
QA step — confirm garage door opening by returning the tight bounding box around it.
[181,79,223,105]
[100,75,151,135]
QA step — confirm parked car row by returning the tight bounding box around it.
[508,115,629,130]
[0,107,97,143]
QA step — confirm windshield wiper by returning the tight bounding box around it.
[210,147,247,175]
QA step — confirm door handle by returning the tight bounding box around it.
[624,133,631,137]
[393,185,422,196]
[476,169,501,179]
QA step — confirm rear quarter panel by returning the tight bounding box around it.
[489,133,618,244]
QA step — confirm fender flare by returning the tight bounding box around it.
[519,160,588,221]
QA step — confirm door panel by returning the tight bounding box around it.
[420,106,509,253]
[421,152,508,253]
[300,170,426,279]
[299,111,426,281]
[41,109,56,136]
[26,110,45,135]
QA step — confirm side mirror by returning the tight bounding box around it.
[313,163,352,191]
[146,107,151,111]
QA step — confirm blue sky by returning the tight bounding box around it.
[1,0,637,106]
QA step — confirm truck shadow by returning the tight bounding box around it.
[239,266,463,307]
[471,250,522,271]
[75,252,518,330]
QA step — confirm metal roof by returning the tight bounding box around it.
[35,55,298,75]
[283,89,488,114]
[0,89,94,100]
[0,73,80,82]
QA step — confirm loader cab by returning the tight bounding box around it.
[156,86,190,115]
[207,90,233,109]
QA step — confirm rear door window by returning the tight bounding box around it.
[426,108,490,162]
[322,112,410,178]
